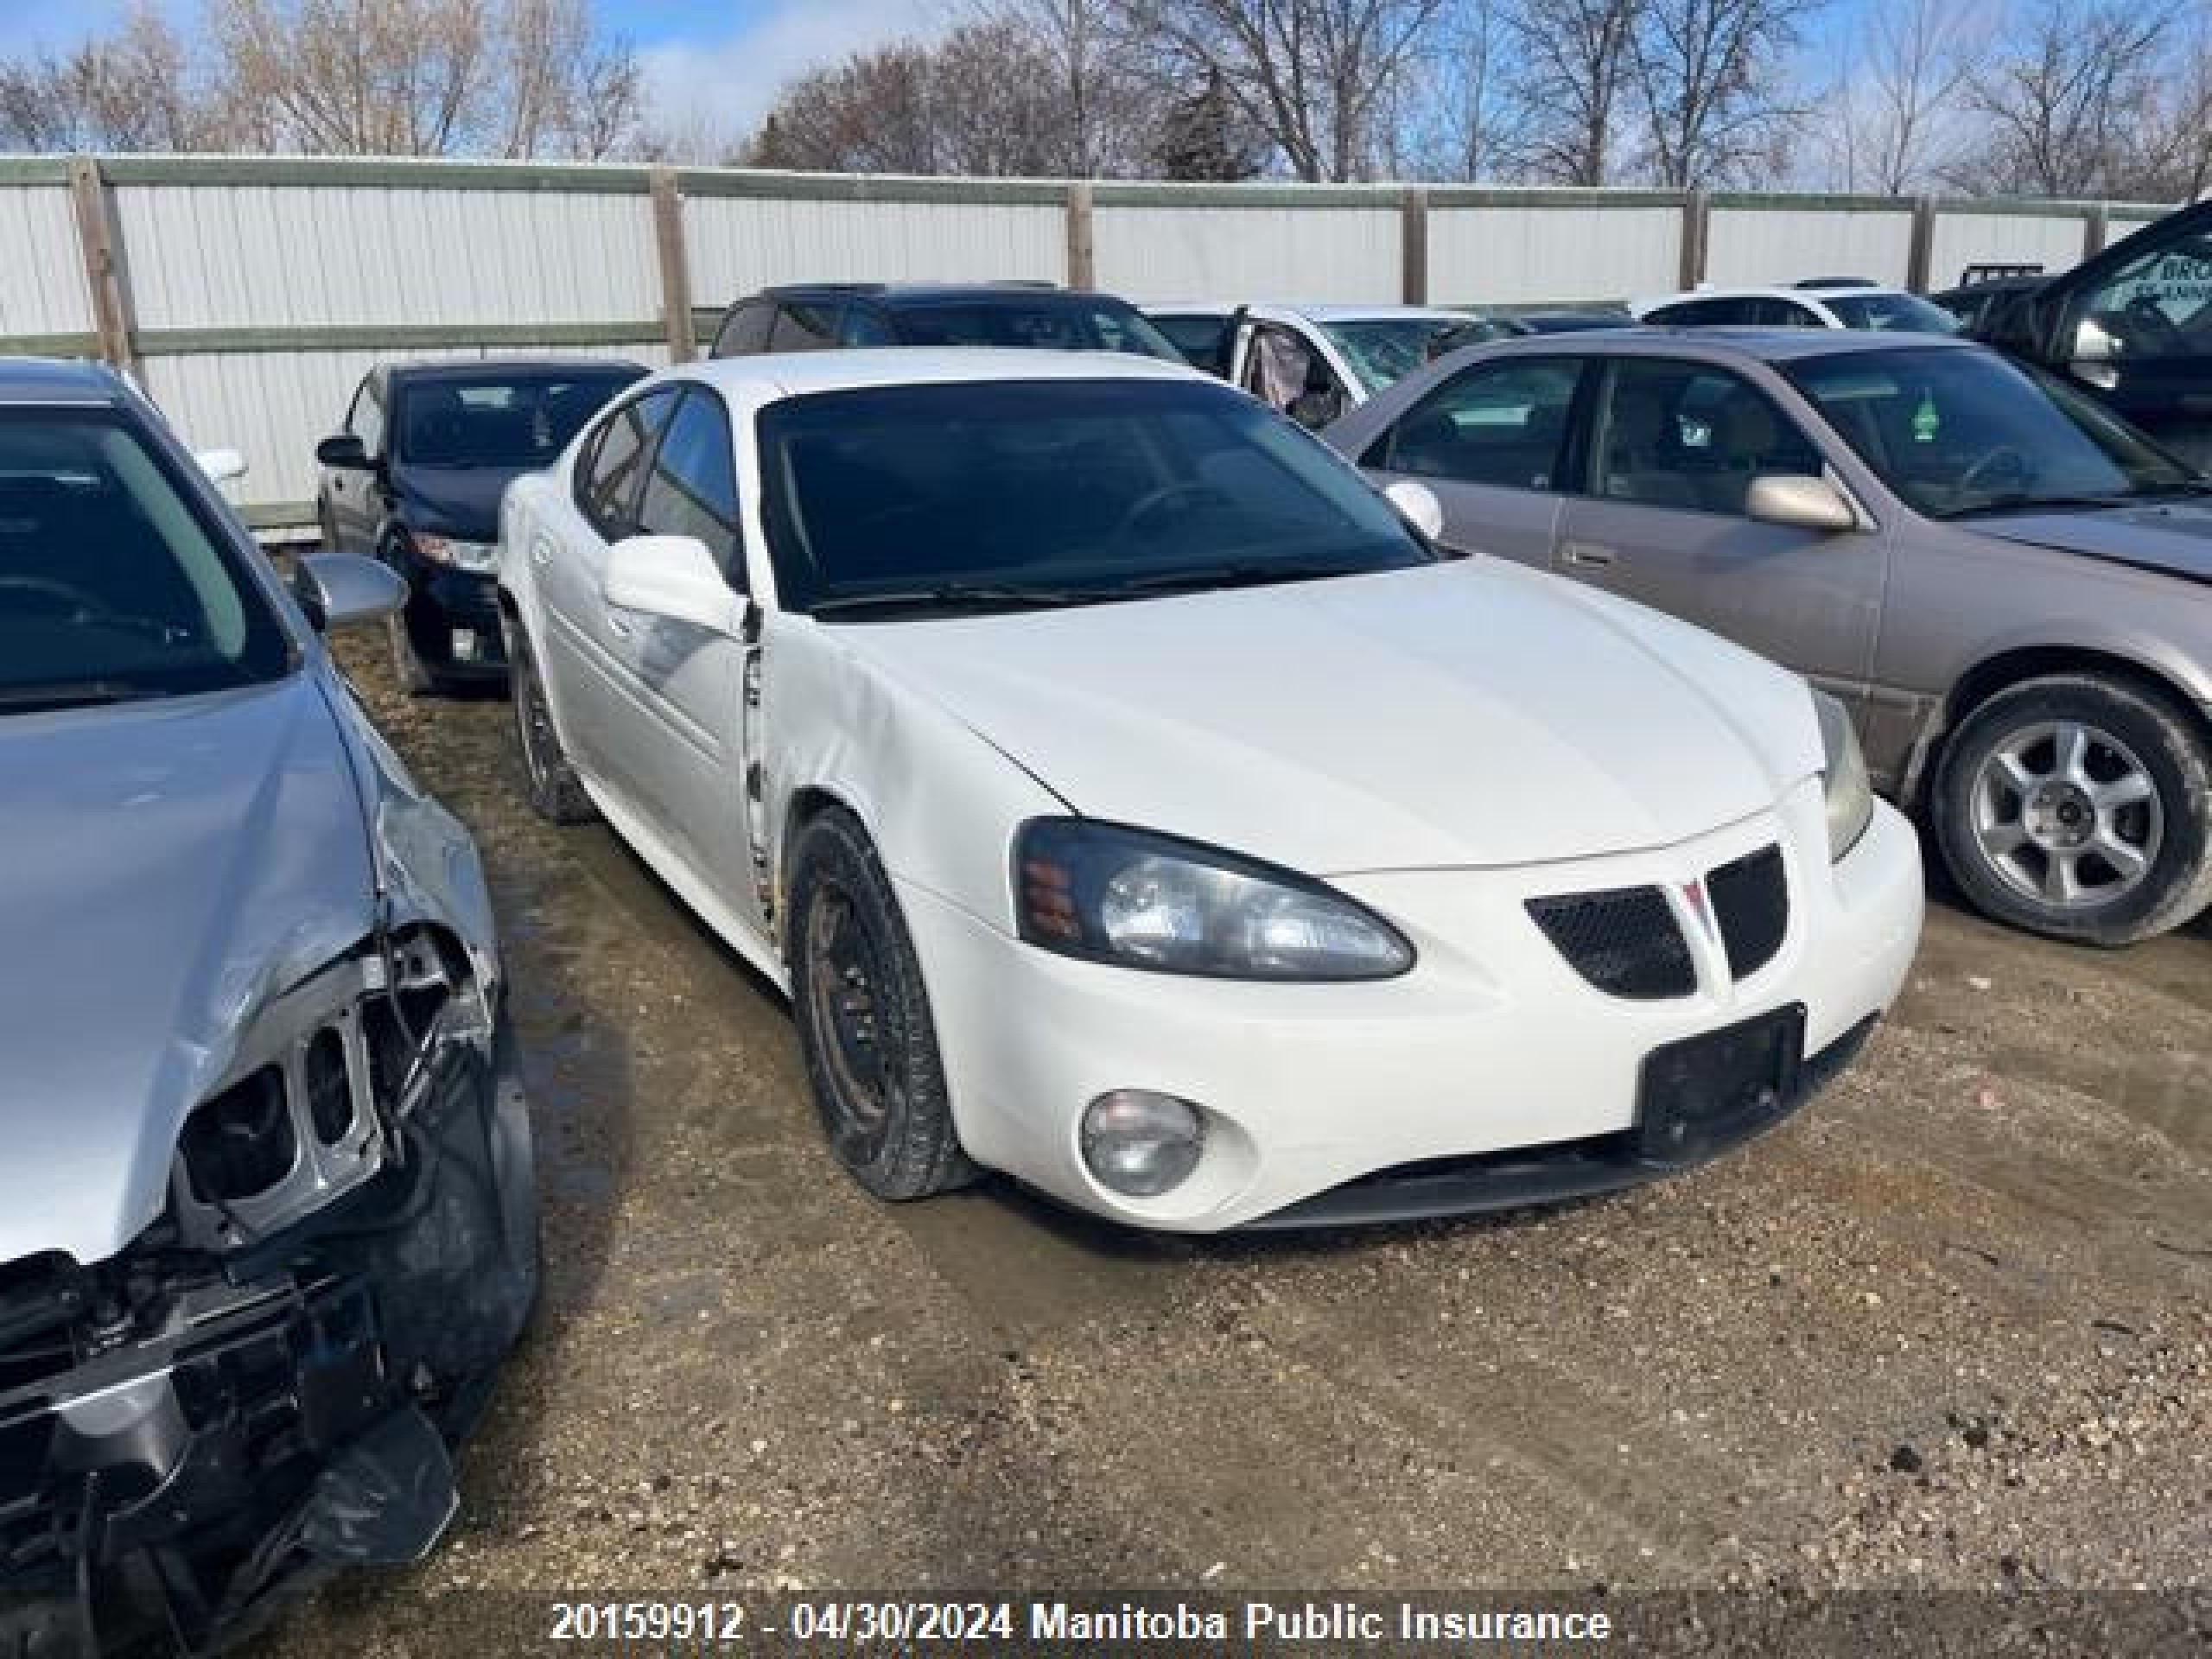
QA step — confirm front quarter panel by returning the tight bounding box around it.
[761,616,1071,939]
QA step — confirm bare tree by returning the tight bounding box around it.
[1501,0,1644,184]
[0,5,232,150]
[1152,67,1267,177]
[980,0,1158,174]
[1626,0,1815,187]
[1119,0,1452,181]
[1955,0,2173,196]
[1833,0,1979,192]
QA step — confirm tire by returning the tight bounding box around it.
[506,619,597,825]
[786,807,976,1200]
[1932,672,2212,945]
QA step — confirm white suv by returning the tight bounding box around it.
[1632,282,1961,334]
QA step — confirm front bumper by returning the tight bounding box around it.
[0,1011,537,1657]
[397,552,508,678]
[900,781,1923,1232]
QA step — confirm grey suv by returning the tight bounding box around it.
[1329,329,2212,945]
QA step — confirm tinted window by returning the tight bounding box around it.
[755,378,1429,613]
[2072,226,2212,362]
[1592,359,1825,515]
[1150,314,1233,372]
[346,378,385,454]
[1784,346,2198,518]
[577,389,678,540]
[1821,292,1961,334]
[1368,358,1582,491]
[394,371,641,467]
[769,303,840,352]
[713,301,774,357]
[636,391,744,582]
[1649,299,1747,326]
[838,306,897,347]
[0,410,289,710]
[887,297,1184,359]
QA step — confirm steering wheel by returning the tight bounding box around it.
[1115,482,1227,539]
[0,575,125,624]
[1960,445,2035,498]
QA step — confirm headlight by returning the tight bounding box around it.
[411,531,500,574]
[1813,688,1874,862]
[1014,819,1414,981]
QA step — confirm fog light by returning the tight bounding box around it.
[1081,1090,1204,1197]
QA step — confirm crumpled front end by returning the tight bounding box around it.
[0,931,537,1659]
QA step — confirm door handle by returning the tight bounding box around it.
[606,615,633,640]
[1561,541,1618,570]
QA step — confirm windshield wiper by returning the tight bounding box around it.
[807,583,1109,620]
[1108,560,1389,598]
[1943,492,2141,519]
[0,679,151,714]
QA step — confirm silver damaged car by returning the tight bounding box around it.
[0,360,537,1656]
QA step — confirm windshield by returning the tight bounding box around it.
[0,410,290,713]
[756,378,1433,615]
[1784,346,2202,518]
[1319,319,1492,391]
[888,299,1185,361]
[1820,292,1961,334]
[396,370,643,467]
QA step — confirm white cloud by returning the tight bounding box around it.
[638,0,960,160]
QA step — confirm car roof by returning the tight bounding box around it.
[758,283,1107,307]
[1465,327,1983,365]
[384,357,646,383]
[1142,302,1469,324]
[674,346,1207,402]
[1637,284,1913,308]
[0,356,126,406]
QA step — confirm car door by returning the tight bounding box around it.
[322,375,386,550]
[1353,354,1588,567]
[537,385,679,795]
[2028,207,2212,467]
[1552,356,1884,704]
[1240,321,1351,428]
[597,386,766,931]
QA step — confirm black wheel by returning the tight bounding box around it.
[786,808,976,1200]
[1933,672,2212,945]
[506,618,597,825]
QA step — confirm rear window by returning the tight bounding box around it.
[0,409,289,712]
[888,298,1184,360]
[395,371,644,467]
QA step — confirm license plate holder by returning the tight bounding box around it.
[1637,1004,1805,1163]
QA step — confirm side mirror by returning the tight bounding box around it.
[195,448,248,485]
[602,534,743,636]
[1382,478,1446,541]
[293,552,407,632]
[2069,315,2122,389]
[1287,388,1345,429]
[316,433,373,470]
[1745,474,1859,534]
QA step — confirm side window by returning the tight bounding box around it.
[1649,301,1717,327]
[575,388,679,541]
[347,378,386,455]
[634,390,745,583]
[838,306,896,347]
[1592,359,1825,516]
[1365,358,1582,492]
[769,302,840,352]
[712,301,774,358]
[1153,314,1232,372]
[1754,299,1822,328]
[2072,225,2212,362]
[1243,324,1343,424]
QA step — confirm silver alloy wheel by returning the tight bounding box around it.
[1969,718,2163,911]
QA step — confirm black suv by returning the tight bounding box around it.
[706,283,1185,361]
[1972,199,2212,468]
[315,358,644,692]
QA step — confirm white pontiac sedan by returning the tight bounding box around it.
[497,350,1923,1232]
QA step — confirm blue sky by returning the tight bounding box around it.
[0,0,951,146]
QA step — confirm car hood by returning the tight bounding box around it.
[835,561,1820,874]
[0,674,379,1267]
[398,466,519,537]
[1971,499,2212,584]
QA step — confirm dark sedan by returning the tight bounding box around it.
[315,359,645,692]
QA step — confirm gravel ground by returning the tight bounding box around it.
[263,639,2210,1656]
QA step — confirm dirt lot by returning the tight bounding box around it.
[268,642,2210,1656]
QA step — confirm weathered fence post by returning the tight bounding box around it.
[649,166,696,361]
[1907,196,1936,292]
[1065,180,1096,289]
[1401,186,1429,305]
[1678,188,1710,289]
[2083,202,2110,262]
[67,156,137,374]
